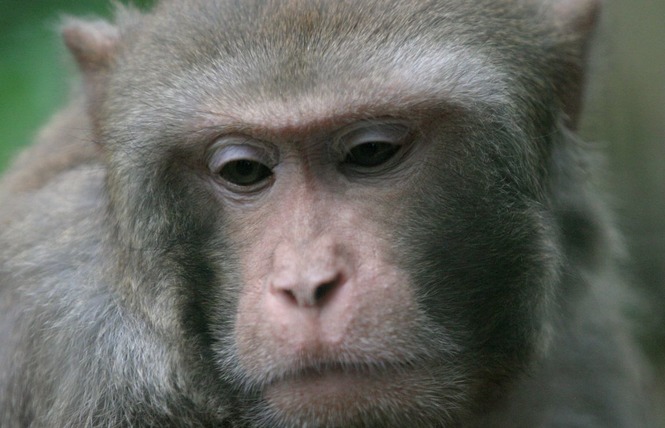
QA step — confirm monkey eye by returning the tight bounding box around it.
[345,142,401,168]
[208,139,277,192]
[338,122,411,170]
[220,159,272,187]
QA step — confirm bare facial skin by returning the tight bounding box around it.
[0,0,655,427]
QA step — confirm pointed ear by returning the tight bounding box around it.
[551,0,602,36]
[548,0,602,129]
[62,18,119,73]
[61,18,120,127]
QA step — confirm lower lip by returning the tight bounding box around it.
[263,367,406,409]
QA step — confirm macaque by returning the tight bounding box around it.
[0,0,654,426]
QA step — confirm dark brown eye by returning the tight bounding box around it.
[219,159,273,187]
[345,142,401,168]
[338,122,411,171]
[208,139,278,192]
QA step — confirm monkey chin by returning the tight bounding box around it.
[258,364,467,427]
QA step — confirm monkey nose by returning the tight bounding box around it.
[270,270,345,308]
[268,237,352,308]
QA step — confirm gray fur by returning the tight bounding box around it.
[0,1,655,427]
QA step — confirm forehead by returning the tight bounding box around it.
[117,0,537,132]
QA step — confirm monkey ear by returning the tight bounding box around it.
[548,0,602,129]
[61,19,120,130]
[62,19,120,74]
[550,0,602,36]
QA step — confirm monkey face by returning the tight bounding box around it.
[85,1,590,426]
[190,114,558,426]
[206,119,463,426]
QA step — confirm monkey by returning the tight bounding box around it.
[0,0,656,426]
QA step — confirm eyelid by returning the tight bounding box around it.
[335,121,411,151]
[207,137,279,173]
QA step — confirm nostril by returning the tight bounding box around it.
[272,273,344,308]
[313,280,337,305]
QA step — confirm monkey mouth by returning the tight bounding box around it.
[264,364,383,398]
[279,361,392,381]
[268,357,414,380]
[258,359,458,424]
[261,360,418,395]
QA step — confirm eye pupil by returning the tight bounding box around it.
[220,160,272,186]
[346,142,400,168]
[234,160,257,177]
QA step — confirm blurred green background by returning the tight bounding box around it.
[0,0,153,167]
[0,0,663,379]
